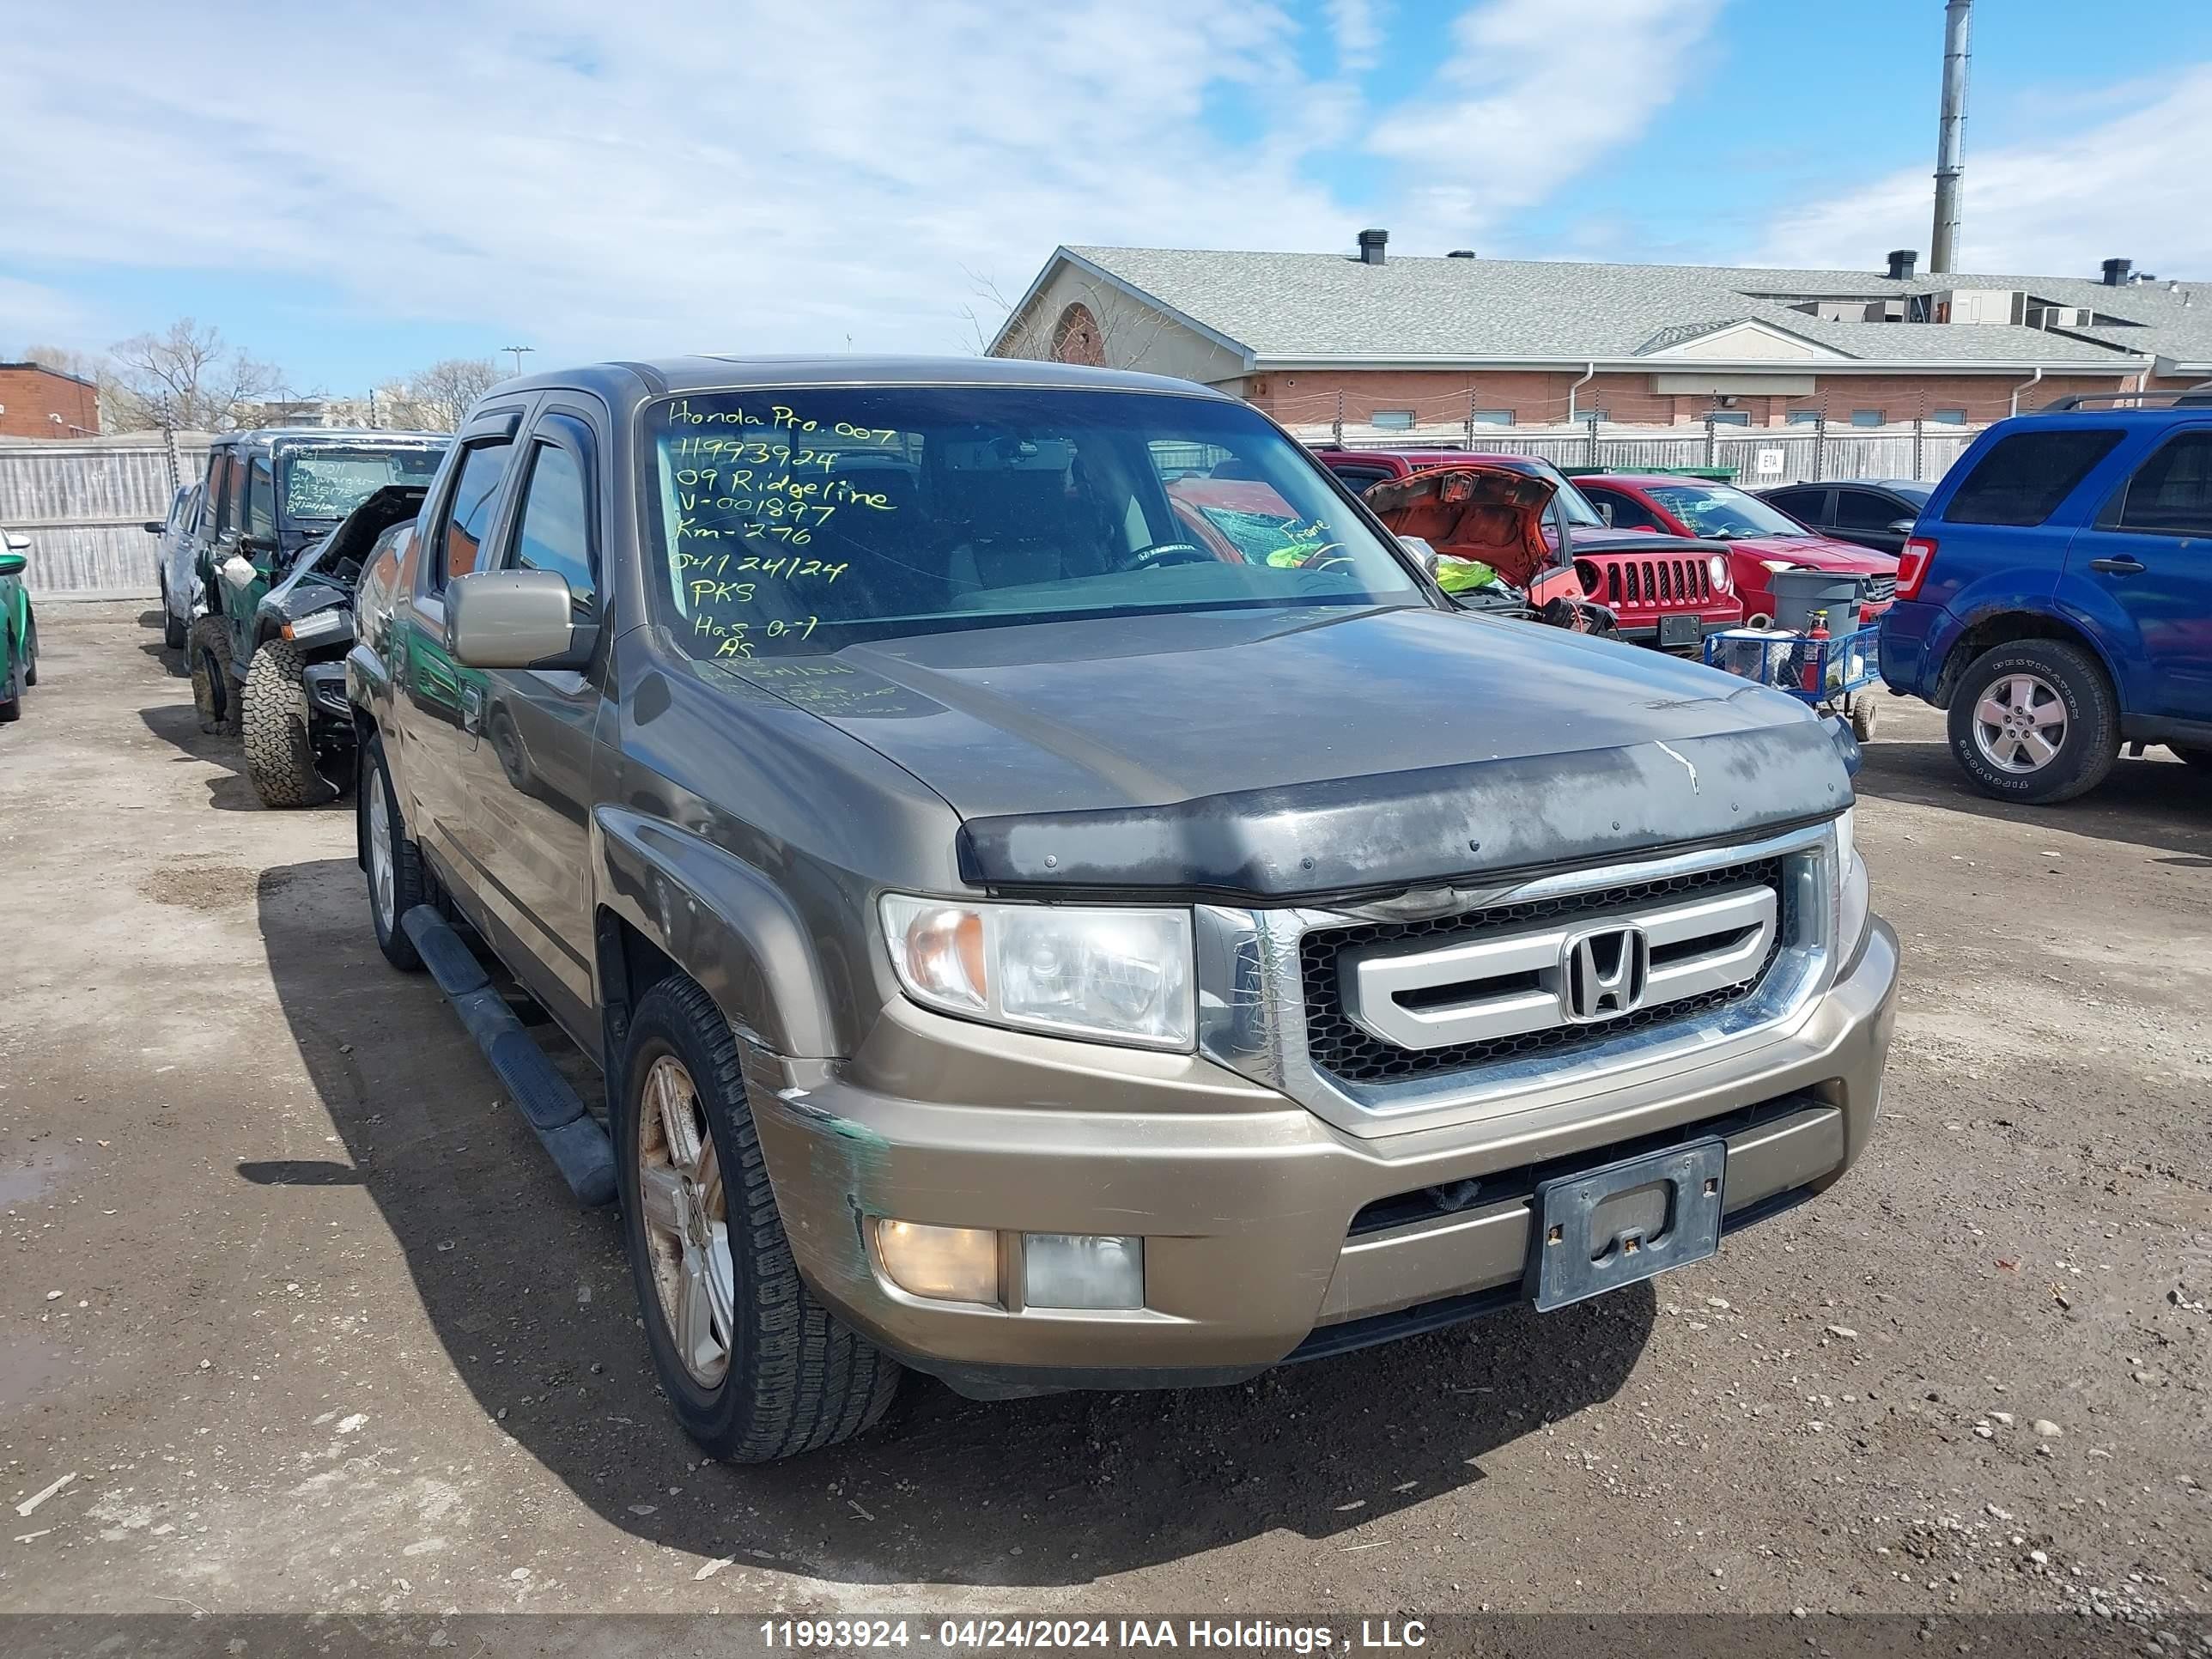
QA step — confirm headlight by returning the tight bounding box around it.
[879,895,1194,1050]
[283,607,350,642]
[1832,807,1869,956]
[1707,553,1730,590]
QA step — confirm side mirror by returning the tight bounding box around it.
[446,570,596,671]
[1597,502,1614,526]
[143,520,167,535]
[1887,518,1916,535]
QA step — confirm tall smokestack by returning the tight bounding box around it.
[1930,0,1972,273]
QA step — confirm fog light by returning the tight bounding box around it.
[1023,1233,1144,1310]
[876,1219,998,1304]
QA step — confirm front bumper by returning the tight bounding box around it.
[750,915,1899,1395]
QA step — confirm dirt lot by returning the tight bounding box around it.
[1,605,2206,1630]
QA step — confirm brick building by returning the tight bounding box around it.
[992,236,2205,435]
[0,362,101,439]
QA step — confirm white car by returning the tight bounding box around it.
[145,482,203,649]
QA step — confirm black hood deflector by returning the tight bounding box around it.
[957,720,1849,902]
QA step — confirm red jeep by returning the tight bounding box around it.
[1573,473,1899,629]
[1316,448,1742,651]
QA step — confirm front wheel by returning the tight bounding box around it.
[189,616,239,735]
[617,975,901,1462]
[241,640,337,808]
[162,581,188,649]
[360,736,426,971]
[1945,638,2118,804]
[1850,695,1879,743]
[0,646,21,724]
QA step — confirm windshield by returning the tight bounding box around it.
[1513,460,1608,529]
[282,446,447,522]
[1641,483,1811,539]
[647,386,1424,661]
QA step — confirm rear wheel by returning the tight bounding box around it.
[241,640,337,808]
[190,616,239,735]
[0,644,21,724]
[618,975,901,1462]
[360,736,426,971]
[1945,638,2118,804]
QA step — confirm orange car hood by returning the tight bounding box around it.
[1362,465,1555,588]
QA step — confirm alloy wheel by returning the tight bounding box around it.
[636,1054,736,1387]
[367,781,396,931]
[1972,672,2068,774]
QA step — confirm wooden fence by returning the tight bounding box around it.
[0,436,210,600]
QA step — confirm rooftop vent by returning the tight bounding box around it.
[2102,257,2132,287]
[1887,249,1917,280]
[1447,249,1476,258]
[1357,228,1388,266]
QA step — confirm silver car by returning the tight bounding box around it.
[145,481,204,649]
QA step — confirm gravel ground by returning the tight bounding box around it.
[0,605,2205,1638]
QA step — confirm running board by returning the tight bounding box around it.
[401,905,617,1207]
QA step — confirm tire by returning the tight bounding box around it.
[1850,695,1879,743]
[361,735,426,971]
[0,646,21,724]
[617,975,901,1463]
[189,616,240,736]
[1945,638,2118,805]
[2171,744,2212,771]
[241,640,337,808]
[162,582,187,650]
[20,618,33,688]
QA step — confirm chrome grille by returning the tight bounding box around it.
[1299,859,1789,1085]
[1863,574,1897,605]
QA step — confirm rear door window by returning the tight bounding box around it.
[1765,486,1828,525]
[2111,429,2212,537]
[1835,489,1901,532]
[1943,428,2124,526]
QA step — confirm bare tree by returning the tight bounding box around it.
[381,356,501,432]
[106,319,286,432]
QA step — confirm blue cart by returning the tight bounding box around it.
[1703,619,1883,740]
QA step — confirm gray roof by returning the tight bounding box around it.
[1054,246,2209,372]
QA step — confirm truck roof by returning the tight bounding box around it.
[214,428,449,447]
[486,356,1227,402]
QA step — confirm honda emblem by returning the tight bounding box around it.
[1561,926,1651,1023]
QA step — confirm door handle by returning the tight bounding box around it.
[2090,556,2147,574]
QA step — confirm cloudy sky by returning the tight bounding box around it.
[4,0,2209,391]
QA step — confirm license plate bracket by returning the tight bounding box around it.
[1657,612,1701,648]
[1526,1138,1726,1312]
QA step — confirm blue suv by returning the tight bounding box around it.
[1880,394,2212,803]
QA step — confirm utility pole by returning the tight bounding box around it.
[501,344,535,379]
[1930,0,1972,274]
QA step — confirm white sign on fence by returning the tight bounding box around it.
[1754,447,1785,477]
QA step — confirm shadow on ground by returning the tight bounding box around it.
[253,856,1653,1589]
[1853,714,2212,861]
[136,608,190,678]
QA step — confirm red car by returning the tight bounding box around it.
[1573,474,1899,629]
[1315,448,1741,651]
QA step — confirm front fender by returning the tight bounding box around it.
[593,806,838,1059]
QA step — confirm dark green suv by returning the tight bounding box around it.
[186,428,447,787]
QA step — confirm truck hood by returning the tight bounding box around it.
[1734,536,1899,574]
[725,605,1850,900]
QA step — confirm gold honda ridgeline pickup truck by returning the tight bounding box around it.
[348,357,1897,1462]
